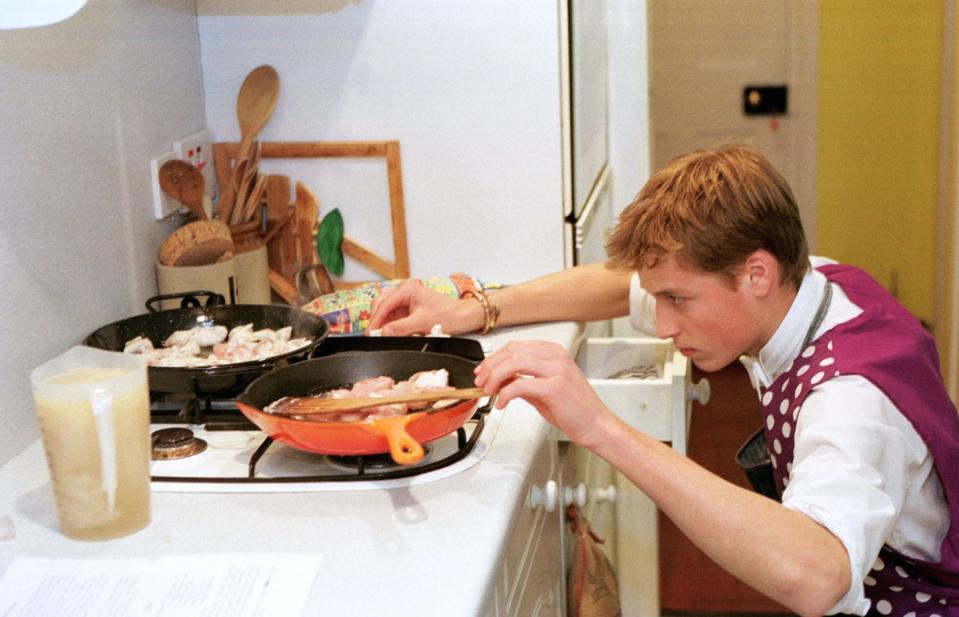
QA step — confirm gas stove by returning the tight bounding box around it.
[146,335,498,492]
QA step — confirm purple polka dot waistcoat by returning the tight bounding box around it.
[759,265,959,615]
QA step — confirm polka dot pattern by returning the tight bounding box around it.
[761,339,834,498]
[860,547,959,615]
[759,336,959,613]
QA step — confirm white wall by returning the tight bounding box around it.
[196,0,567,285]
[0,0,205,463]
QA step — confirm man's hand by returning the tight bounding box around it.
[474,340,618,449]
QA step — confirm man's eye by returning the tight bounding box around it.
[670,295,685,306]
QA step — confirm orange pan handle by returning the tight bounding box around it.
[364,414,425,465]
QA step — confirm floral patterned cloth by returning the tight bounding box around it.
[300,272,484,335]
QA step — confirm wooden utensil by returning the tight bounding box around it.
[236,66,279,160]
[273,387,488,416]
[263,210,293,245]
[233,141,262,223]
[220,157,248,225]
[158,160,207,220]
[294,181,319,267]
[238,173,268,224]
[219,66,279,224]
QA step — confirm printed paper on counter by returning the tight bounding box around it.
[0,553,321,617]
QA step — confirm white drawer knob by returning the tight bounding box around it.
[593,485,617,504]
[528,480,559,512]
[564,483,588,508]
[687,378,711,405]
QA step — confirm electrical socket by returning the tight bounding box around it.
[173,128,216,203]
[150,150,181,219]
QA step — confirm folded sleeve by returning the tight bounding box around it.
[627,272,657,335]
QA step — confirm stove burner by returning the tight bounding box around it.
[151,427,208,460]
[324,446,434,473]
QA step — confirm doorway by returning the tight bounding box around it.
[648,0,952,612]
[648,0,818,247]
[648,2,815,611]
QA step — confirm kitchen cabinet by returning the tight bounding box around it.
[487,437,562,617]
[573,334,709,617]
[487,439,619,617]
[560,443,618,567]
[492,333,704,617]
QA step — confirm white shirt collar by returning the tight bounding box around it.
[740,269,828,389]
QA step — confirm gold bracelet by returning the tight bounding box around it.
[488,296,500,331]
[463,289,496,334]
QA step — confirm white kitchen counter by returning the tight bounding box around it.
[0,321,583,616]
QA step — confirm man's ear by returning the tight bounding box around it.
[742,250,779,298]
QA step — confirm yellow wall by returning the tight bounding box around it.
[817,1,943,323]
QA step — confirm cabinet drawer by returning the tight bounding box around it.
[576,336,709,454]
[501,439,557,616]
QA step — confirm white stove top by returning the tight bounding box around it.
[0,322,584,617]
[149,405,503,493]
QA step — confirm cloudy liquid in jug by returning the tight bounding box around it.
[35,366,151,540]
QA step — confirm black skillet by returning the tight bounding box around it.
[84,291,329,396]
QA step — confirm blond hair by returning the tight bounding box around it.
[606,144,809,289]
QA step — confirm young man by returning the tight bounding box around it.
[368,145,959,615]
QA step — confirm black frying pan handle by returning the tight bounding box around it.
[145,291,227,313]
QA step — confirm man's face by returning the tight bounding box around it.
[638,254,760,372]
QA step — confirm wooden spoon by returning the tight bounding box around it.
[219,66,280,224]
[273,387,488,416]
[158,160,207,220]
[236,66,279,160]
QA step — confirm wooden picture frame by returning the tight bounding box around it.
[211,140,410,302]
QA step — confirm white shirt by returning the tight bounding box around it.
[627,257,950,615]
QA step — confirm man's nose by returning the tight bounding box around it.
[655,310,680,340]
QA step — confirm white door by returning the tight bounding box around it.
[648,0,818,246]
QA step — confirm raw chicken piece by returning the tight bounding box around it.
[409,369,450,389]
[163,325,228,348]
[351,376,396,397]
[125,322,312,367]
[228,324,255,344]
[124,336,154,355]
[193,325,228,347]
[250,326,292,343]
[265,369,459,420]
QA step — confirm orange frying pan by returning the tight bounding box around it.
[236,350,483,465]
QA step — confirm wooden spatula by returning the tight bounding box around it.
[275,387,488,416]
